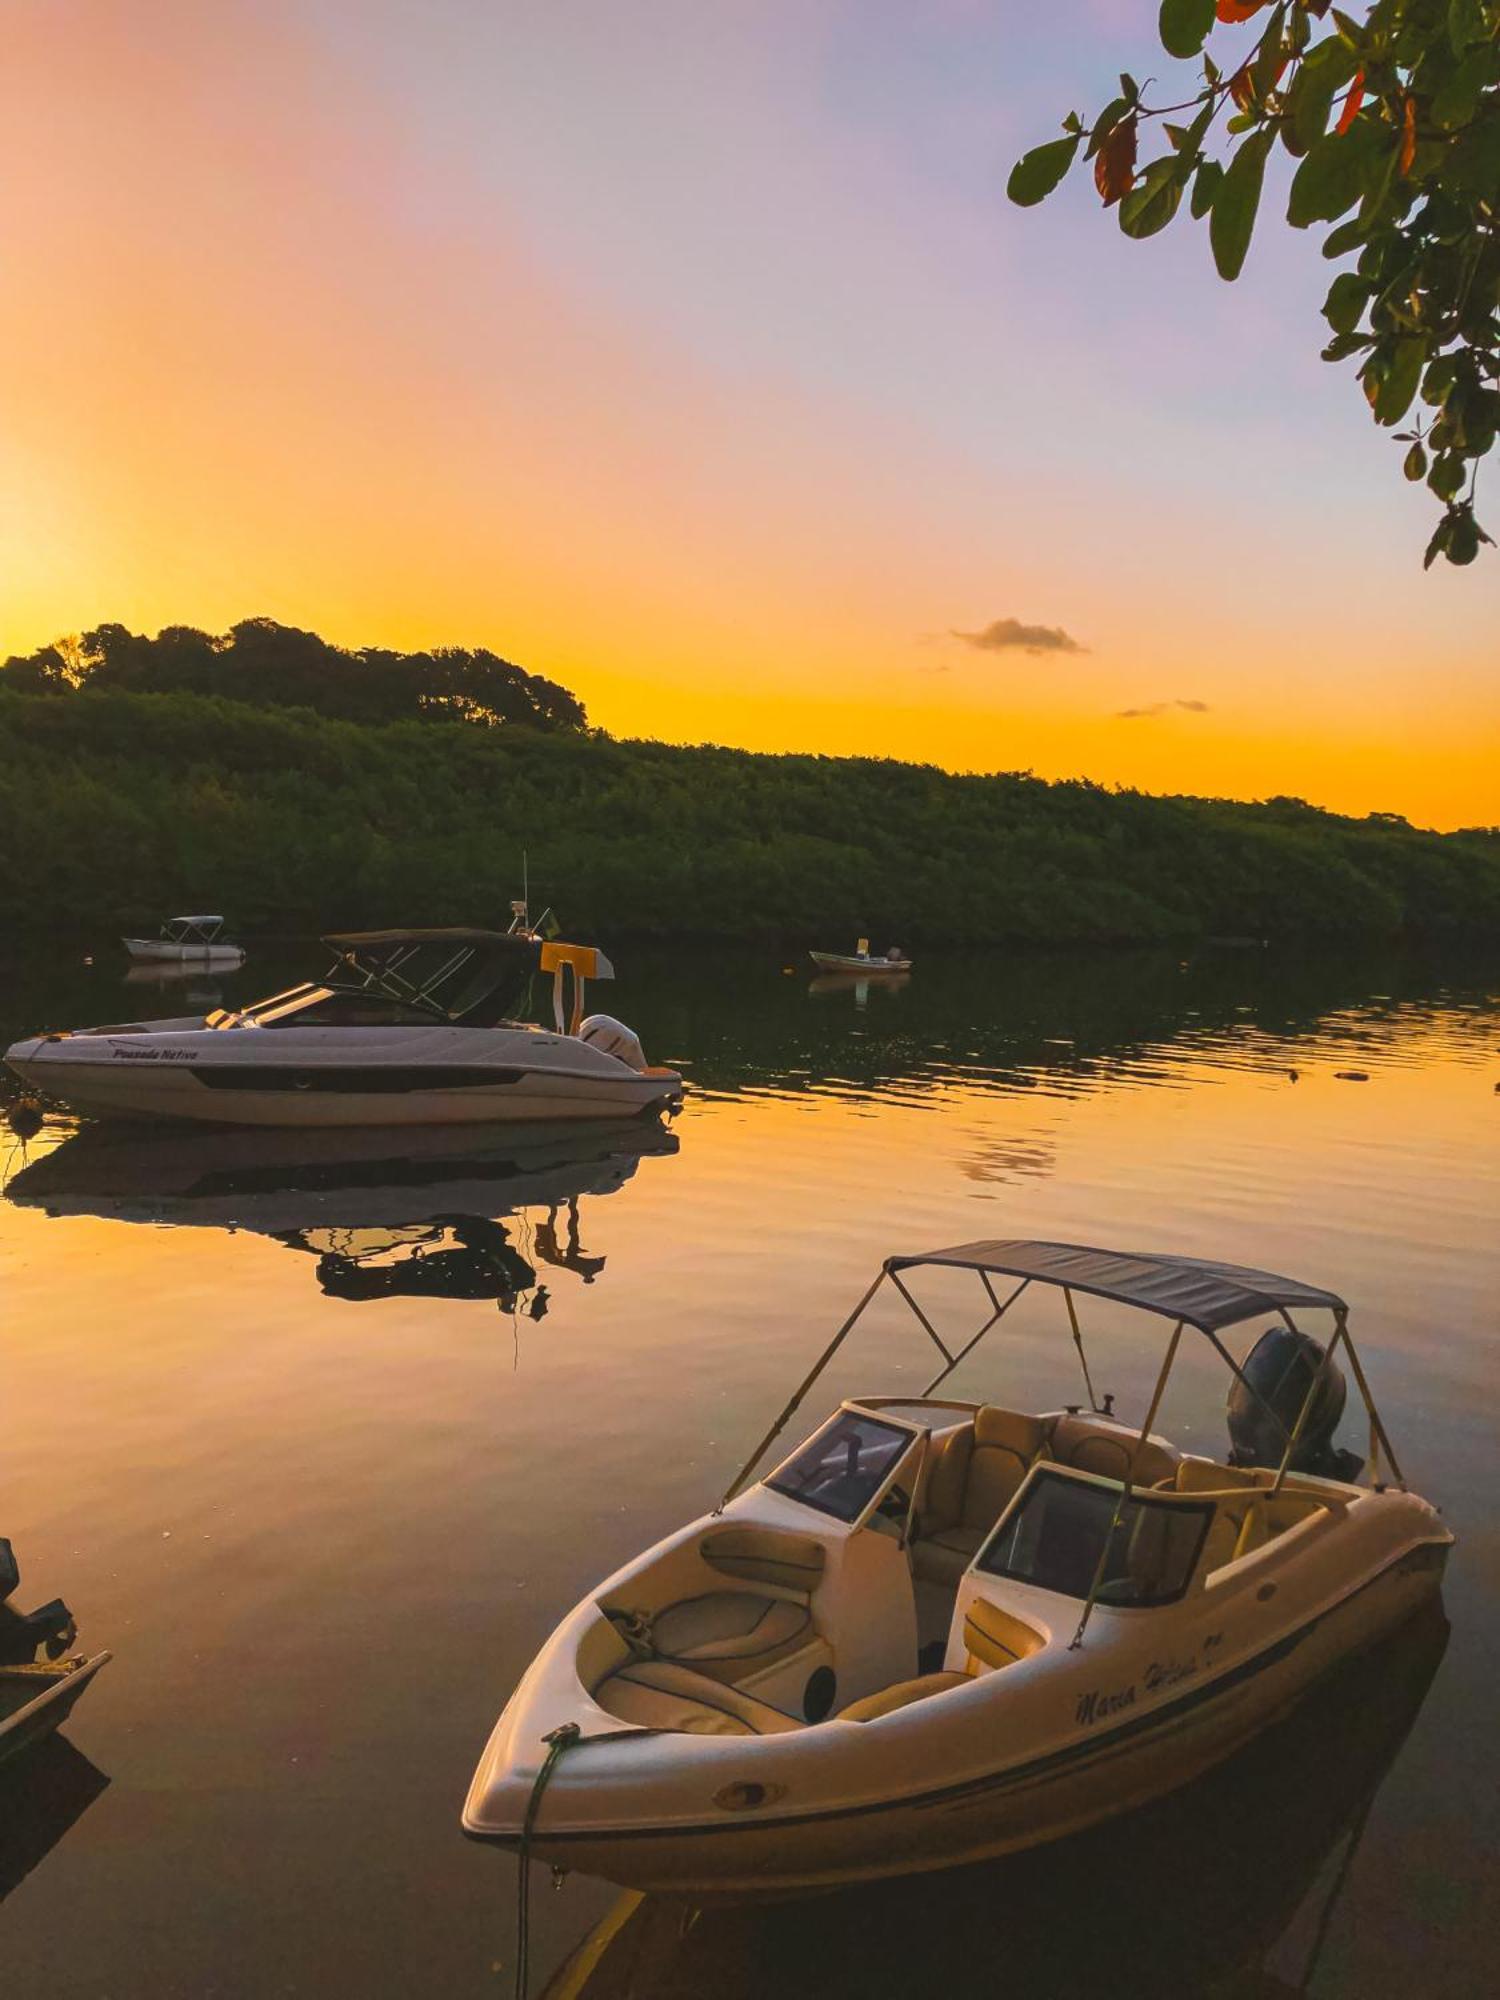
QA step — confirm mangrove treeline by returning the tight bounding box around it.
[0,662,1494,945]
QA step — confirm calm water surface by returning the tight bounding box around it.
[1,941,1497,1998]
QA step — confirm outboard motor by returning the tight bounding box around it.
[1227,1326,1362,1480]
[578,1014,649,1072]
[0,1538,78,1663]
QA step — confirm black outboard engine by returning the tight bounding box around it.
[1227,1326,1363,1480]
[0,1537,78,1663]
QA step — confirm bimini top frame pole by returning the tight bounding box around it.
[714,1239,1401,1513]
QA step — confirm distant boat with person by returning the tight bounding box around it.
[809,938,912,975]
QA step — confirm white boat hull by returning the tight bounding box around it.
[122,939,245,966]
[5,1024,682,1128]
[464,1448,1450,1900]
[808,953,910,975]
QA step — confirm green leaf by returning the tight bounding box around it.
[1447,0,1490,56]
[1433,49,1495,131]
[1210,127,1274,281]
[1287,123,1381,227]
[1423,514,1451,568]
[1321,216,1367,260]
[1331,8,1366,51]
[1288,37,1360,148]
[1374,337,1428,425]
[1447,507,1481,564]
[1086,96,1132,158]
[1159,0,1215,61]
[1322,271,1371,334]
[1322,330,1374,360]
[1429,451,1467,499]
[1008,134,1082,207]
[1423,354,1461,404]
[1403,441,1428,481]
[1251,6,1288,101]
[1190,158,1224,218]
[1119,158,1185,239]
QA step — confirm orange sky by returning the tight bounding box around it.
[1,1,1495,829]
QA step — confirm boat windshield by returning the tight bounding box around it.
[766,1410,913,1523]
[977,1469,1212,1608]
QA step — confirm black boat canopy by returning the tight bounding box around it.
[885,1241,1346,1335]
[720,1236,1403,1535]
[321,928,523,948]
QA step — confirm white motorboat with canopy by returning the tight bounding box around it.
[6,929,681,1127]
[121,914,246,966]
[463,1238,1450,1896]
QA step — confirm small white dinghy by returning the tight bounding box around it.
[808,939,911,976]
[463,1239,1451,1897]
[121,915,246,967]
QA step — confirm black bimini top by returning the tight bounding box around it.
[885,1240,1347,1334]
[318,930,542,1027]
[321,928,524,949]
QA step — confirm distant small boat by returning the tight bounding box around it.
[122,915,245,968]
[0,1657,110,1771]
[809,939,912,976]
[1,1539,110,1771]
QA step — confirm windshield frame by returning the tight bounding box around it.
[974,1464,1214,1610]
[765,1403,924,1527]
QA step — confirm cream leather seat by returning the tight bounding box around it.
[838,1596,1044,1721]
[595,1658,805,1737]
[644,1525,825,1683]
[1047,1413,1179,1488]
[593,1526,826,1733]
[911,1409,1048,1587]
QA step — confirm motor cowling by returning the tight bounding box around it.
[1227,1325,1360,1478]
[577,1013,649,1072]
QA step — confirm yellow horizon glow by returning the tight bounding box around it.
[0,2,1495,834]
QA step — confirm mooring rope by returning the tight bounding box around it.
[513,1722,582,2000]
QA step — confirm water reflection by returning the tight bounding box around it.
[0,1738,111,1905]
[5,1116,679,1310]
[543,1602,1449,2000]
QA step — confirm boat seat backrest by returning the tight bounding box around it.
[699,1526,826,1597]
[1200,1489,1327,1574]
[1047,1414,1178,1489]
[961,1595,1045,1672]
[922,1408,1047,1537]
[1172,1458,1260,1495]
[963,1408,1048,1529]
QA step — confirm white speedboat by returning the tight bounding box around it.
[6,929,682,1127]
[121,914,246,967]
[463,1239,1450,1896]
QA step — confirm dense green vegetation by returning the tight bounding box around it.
[0,678,1495,943]
[1,617,586,732]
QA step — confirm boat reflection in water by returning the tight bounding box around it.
[5,1116,678,1311]
[541,1599,1448,2000]
[0,1737,110,1906]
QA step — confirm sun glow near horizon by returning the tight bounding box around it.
[1,1,1495,832]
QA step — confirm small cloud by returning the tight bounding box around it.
[952,617,1086,657]
[1114,698,1212,720]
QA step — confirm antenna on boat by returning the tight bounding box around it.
[510,850,531,936]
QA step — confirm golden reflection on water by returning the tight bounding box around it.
[1,947,1497,1995]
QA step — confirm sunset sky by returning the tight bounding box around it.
[1,0,1495,828]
